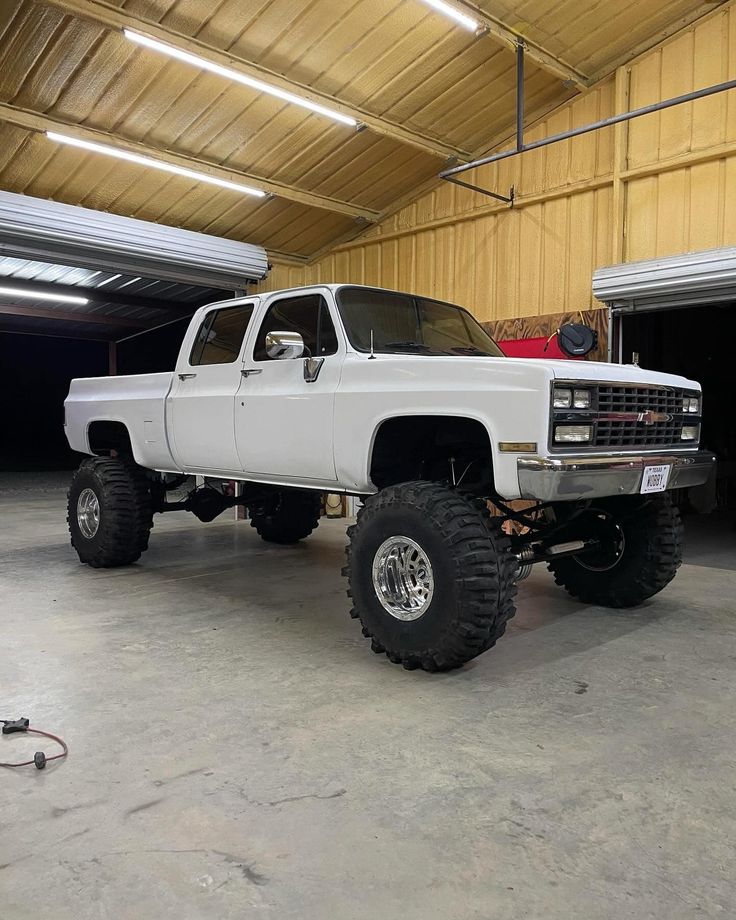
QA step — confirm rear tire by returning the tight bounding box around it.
[250,488,321,544]
[343,481,518,672]
[548,494,683,607]
[67,457,154,568]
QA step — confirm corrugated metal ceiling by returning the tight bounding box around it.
[0,254,210,302]
[0,253,225,339]
[0,188,269,284]
[0,0,724,265]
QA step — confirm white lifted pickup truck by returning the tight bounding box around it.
[65,283,714,671]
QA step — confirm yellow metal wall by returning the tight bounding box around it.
[261,4,736,323]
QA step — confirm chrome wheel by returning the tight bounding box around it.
[77,487,100,539]
[372,535,434,621]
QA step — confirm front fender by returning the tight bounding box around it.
[334,355,553,497]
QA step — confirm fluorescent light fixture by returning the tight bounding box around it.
[124,29,358,127]
[47,132,267,198]
[0,284,88,305]
[94,273,122,289]
[419,0,479,31]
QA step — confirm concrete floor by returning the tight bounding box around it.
[1,473,734,920]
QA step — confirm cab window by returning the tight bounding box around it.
[189,304,255,366]
[253,294,338,361]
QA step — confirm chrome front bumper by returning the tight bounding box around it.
[517,450,716,501]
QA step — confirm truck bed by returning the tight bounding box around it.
[65,372,177,471]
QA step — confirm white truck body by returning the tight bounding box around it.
[65,283,712,501]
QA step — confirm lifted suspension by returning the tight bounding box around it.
[512,537,602,580]
[150,479,281,523]
[488,494,624,581]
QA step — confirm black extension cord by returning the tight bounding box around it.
[0,718,68,770]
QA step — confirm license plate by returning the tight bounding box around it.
[641,464,671,494]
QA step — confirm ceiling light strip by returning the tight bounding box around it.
[0,284,88,305]
[46,132,267,198]
[419,0,479,31]
[124,30,358,127]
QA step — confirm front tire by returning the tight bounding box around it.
[249,488,321,544]
[344,482,518,671]
[548,494,683,607]
[67,457,153,568]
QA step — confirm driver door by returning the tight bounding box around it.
[235,291,341,482]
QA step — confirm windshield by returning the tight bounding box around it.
[336,287,504,357]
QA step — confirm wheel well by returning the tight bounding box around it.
[369,416,493,493]
[87,421,133,457]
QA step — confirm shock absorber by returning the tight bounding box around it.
[515,544,536,581]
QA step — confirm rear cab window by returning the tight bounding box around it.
[189,303,255,366]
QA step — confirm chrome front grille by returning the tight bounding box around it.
[595,385,685,449]
[594,416,683,448]
[597,385,685,415]
[551,382,700,452]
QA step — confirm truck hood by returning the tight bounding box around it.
[350,353,699,391]
[509,357,699,389]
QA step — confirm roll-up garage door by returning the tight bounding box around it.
[594,248,734,514]
[593,247,736,314]
[0,190,268,288]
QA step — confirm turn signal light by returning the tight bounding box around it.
[554,424,593,443]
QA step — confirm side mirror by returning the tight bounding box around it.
[265,330,304,360]
[557,323,598,358]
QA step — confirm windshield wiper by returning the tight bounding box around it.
[450,345,492,356]
[383,341,453,356]
[384,340,432,350]
[384,341,489,356]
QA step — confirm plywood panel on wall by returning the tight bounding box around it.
[484,308,610,363]
[262,3,736,327]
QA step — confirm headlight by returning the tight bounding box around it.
[553,388,572,408]
[554,424,593,443]
[681,424,700,441]
[683,396,700,413]
[573,388,592,409]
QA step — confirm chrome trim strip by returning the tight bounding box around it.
[553,378,700,393]
[518,450,716,501]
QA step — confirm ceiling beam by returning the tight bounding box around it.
[41,0,470,162]
[266,249,311,268]
[0,304,152,327]
[456,0,590,88]
[0,325,111,342]
[0,274,198,314]
[303,91,583,262]
[0,102,379,222]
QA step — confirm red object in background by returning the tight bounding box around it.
[498,335,584,359]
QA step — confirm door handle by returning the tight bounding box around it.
[304,356,324,383]
[241,368,263,377]
[178,373,197,380]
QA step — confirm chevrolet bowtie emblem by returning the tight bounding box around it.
[638,410,669,425]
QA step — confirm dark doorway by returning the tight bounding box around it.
[1,333,108,471]
[621,304,734,514]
